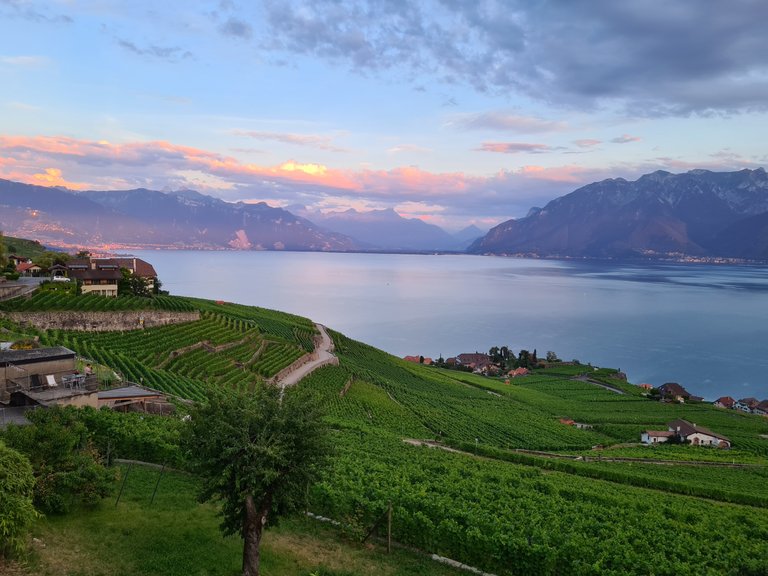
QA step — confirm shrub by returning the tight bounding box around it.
[0,440,38,558]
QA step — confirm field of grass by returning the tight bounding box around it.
[17,463,464,576]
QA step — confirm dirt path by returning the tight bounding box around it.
[276,324,338,388]
[573,374,626,394]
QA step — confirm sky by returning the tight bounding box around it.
[1,0,767,231]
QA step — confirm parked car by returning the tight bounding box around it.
[52,276,71,282]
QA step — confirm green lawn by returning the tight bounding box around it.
[21,464,464,576]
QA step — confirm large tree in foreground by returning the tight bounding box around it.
[184,384,330,576]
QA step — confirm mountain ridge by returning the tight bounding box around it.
[469,168,768,260]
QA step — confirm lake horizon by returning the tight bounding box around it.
[133,250,768,402]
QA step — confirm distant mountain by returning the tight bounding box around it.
[452,224,486,249]
[0,179,359,251]
[307,208,462,251]
[469,168,768,260]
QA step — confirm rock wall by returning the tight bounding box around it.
[1,310,200,332]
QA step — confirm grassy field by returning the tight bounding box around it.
[16,464,463,576]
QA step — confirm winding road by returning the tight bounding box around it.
[275,324,338,388]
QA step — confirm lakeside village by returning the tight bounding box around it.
[1,250,765,451]
[404,351,768,449]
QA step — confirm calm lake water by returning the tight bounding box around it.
[133,250,768,401]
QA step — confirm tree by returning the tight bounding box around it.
[0,440,38,558]
[184,384,331,576]
[118,268,152,297]
[0,230,7,270]
[517,349,531,369]
[546,351,559,363]
[1,406,116,513]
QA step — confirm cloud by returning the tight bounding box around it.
[386,144,431,155]
[0,55,49,67]
[232,130,347,152]
[476,142,555,154]
[0,1,72,24]
[451,111,567,133]
[573,139,601,148]
[117,38,193,62]
[259,0,768,116]
[219,17,253,39]
[611,134,642,144]
[30,168,86,189]
[2,134,761,228]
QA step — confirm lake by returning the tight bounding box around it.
[132,250,768,401]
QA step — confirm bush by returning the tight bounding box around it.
[0,440,38,558]
[1,406,117,514]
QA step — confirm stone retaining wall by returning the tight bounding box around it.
[1,310,200,332]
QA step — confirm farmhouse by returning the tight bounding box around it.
[641,430,674,444]
[456,352,493,371]
[735,397,759,412]
[641,419,731,448]
[508,367,530,378]
[66,258,122,297]
[16,262,43,276]
[657,382,691,402]
[714,396,736,409]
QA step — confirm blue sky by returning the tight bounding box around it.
[1,0,767,230]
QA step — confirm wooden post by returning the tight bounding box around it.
[150,464,166,505]
[387,501,392,554]
[115,462,132,507]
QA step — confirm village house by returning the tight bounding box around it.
[637,383,654,391]
[657,382,691,402]
[114,257,158,291]
[403,355,433,365]
[641,419,731,448]
[16,262,43,276]
[508,367,529,378]
[7,254,32,267]
[714,396,736,409]
[53,258,122,297]
[753,400,768,417]
[456,352,493,372]
[735,397,760,412]
[640,430,675,444]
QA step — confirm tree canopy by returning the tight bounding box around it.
[1,406,116,514]
[184,384,330,576]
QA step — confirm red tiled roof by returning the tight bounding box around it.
[714,396,735,408]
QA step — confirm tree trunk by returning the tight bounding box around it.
[242,494,268,576]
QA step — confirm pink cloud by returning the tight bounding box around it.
[573,139,601,148]
[452,112,568,133]
[232,130,347,152]
[476,142,553,154]
[611,134,642,144]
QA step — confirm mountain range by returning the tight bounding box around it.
[2,168,768,259]
[469,168,768,260]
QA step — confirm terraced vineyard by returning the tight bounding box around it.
[24,301,319,400]
[0,291,195,312]
[5,293,768,575]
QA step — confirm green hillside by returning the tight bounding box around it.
[2,294,768,575]
[0,234,52,261]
